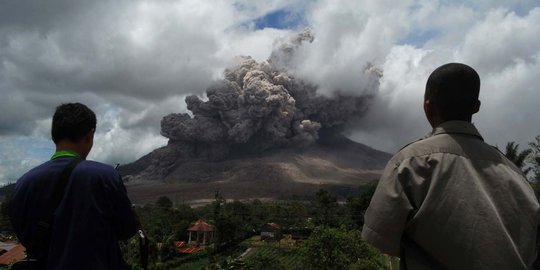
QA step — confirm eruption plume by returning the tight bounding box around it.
[141,29,382,180]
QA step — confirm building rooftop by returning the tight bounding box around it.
[187,219,214,232]
[0,242,25,266]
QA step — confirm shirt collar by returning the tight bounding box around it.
[429,120,484,141]
[51,150,80,160]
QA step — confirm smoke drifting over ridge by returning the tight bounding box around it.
[130,29,384,180]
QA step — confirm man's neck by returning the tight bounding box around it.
[51,150,80,160]
[55,141,86,159]
[435,119,472,127]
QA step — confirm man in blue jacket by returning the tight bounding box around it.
[10,103,139,269]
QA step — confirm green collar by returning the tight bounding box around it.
[51,150,80,160]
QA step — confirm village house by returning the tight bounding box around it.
[187,219,214,246]
[260,223,282,241]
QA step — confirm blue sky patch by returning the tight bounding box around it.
[0,136,53,184]
[510,4,535,17]
[399,29,440,47]
[253,8,307,30]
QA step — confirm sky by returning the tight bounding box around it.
[0,0,539,184]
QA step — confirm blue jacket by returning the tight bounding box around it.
[9,158,138,270]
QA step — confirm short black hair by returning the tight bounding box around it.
[425,63,480,122]
[51,103,97,144]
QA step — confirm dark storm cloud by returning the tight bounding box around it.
[0,0,234,139]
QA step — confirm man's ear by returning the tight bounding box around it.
[424,99,436,128]
[424,99,431,114]
[84,128,95,143]
[472,100,481,114]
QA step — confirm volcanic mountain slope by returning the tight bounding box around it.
[121,135,391,205]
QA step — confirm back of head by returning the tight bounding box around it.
[51,103,97,144]
[425,63,480,122]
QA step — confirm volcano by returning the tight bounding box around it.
[119,29,390,205]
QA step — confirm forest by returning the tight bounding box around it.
[118,186,388,270]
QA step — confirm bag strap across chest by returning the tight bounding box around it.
[27,157,83,264]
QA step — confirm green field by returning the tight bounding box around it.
[170,258,209,270]
[243,242,303,270]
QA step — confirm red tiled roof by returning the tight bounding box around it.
[0,244,25,265]
[174,241,186,247]
[266,223,281,229]
[178,247,202,254]
[187,219,214,232]
[261,223,281,231]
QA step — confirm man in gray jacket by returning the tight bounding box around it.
[362,63,539,269]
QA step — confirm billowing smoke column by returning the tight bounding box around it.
[158,29,382,167]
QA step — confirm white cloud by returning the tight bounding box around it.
[476,55,540,149]
[291,0,412,95]
[351,45,434,150]
[89,123,167,166]
[456,8,540,73]
[351,5,540,152]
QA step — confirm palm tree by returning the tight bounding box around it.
[504,141,532,175]
[529,136,540,182]
[528,136,540,203]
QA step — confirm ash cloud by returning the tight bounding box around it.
[158,29,382,162]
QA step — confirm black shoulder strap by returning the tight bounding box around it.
[28,157,83,261]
